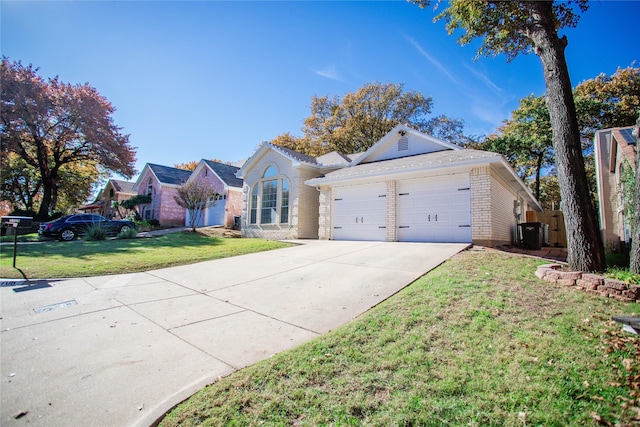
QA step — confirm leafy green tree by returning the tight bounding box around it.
[575,66,640,142]
[479,95,554,200]
[1,152,42,213]
[1,58,136,218]
[414,0,604,270]
[272,82,466,156]
[119,195,151,219]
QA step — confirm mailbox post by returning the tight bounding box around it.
[1,216,33,268]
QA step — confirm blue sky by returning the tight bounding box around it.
[2,1,639,180]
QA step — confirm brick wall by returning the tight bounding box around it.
[470,167,492,245]
[158,186,186,226]
[225,188,243,228]
[297,167,321,239]
[489,169,518,246]
[536,264,640,303]
[318,188,331,240]
[385,180,396,242]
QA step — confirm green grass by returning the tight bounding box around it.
[0,232,291,279]
[0,232,41,243]
[159,250,640,427]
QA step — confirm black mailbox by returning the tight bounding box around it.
[1,216,34,235]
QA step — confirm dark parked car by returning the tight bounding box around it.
[38,214,136,241]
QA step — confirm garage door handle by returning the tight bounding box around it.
[399,193,409,196]
[334,226,343,229]
[399,226,409,229]
[458,225,471,227]
[428,215,430,221]
[435,214,438,221]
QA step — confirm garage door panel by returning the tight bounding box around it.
[397,174,471,243]
[332,183,386,241]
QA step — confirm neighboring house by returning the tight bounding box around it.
[238,124,541,246]
[593,126,637,250]
[93,179,137,219]
[133,163,192,226]
[184,159,243,228]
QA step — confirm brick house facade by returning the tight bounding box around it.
[133,163,191,227]
[185,160,243,228]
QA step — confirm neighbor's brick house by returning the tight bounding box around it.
[133,163,191,226]
[185,159,243,228]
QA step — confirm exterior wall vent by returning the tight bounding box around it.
[398,136,409,151]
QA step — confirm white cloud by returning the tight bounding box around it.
[463,64,503,96]
[405,35,462,87]
[314,65,343,82]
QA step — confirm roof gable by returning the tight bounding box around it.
[237,143,352,178]
[353,124,461,165]
[110,179,136,194]
[135,163,191,188]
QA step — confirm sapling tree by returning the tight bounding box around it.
[174,181,220,232]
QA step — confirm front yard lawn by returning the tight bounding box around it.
[0,232,291,279]
[159,250,640,427]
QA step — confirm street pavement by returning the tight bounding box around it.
[1,240,468,427]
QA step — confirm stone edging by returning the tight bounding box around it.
[535,264,640,303]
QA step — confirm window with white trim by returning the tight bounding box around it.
[249,165,291,225]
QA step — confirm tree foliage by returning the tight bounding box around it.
[119,194,151,215]
[575,66,640,142]
[174,180,220,232]
[0,57,136,218]
[414,0,604,270]
[271,82,466,156]
[474,67,639,212]
[474,94,554,201]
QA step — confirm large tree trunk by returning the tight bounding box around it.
[37,178,53,219]
[630,114,640,273]
[529,2,605,272]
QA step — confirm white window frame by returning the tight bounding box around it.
[249,164,291,225]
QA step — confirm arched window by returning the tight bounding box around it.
[146,179,153,197]
[249,165,291,225]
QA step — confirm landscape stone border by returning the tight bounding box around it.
[535,264,640,303]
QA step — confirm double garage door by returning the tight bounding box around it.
[332,174,471,243]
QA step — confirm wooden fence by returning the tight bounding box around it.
[526,210,567,248]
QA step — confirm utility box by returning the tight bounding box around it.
[519,222,543,250]
[1,216,33,235]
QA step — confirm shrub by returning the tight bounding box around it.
[148,219,160,227]
[116,227,138,240]
[604,267,640,285]
[84,223,107,241]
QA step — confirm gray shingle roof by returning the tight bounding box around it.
[148,163,192,185]
[203,160,243,188]
[307,149,500,183]
[271,144,319,165]
[111,179,136,194]
[269,143,354,168]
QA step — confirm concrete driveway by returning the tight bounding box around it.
[1,240,467,427]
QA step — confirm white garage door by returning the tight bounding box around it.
[397,174,471,243]
[332,183,387,241]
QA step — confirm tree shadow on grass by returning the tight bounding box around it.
[9,232,225,260]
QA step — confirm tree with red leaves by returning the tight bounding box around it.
[1,57,136,218]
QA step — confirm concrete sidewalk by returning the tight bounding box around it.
[1,241,467,427]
